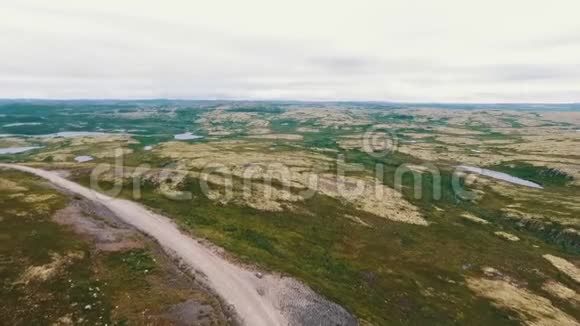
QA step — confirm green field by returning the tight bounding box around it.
[2,100,580,325]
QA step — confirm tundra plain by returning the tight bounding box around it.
[1,100,579,325]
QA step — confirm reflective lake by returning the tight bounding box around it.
[458,165,543,189]
[74,155,94,163]
[0,146,43,154]
[174,132,203,140]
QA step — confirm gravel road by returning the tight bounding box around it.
[0,164,357,326]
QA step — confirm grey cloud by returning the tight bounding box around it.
[514,32,580,49]
[2,1,579,102]
[395,63,580,85]
[308,56,378,73]
[484,64,580,81]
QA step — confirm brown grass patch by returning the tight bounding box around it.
[542,280,580,304]
[543,255,580,284]
[0,177,28,192]
[16,251,84,284]
[246,134,304,141]
[466,276,578,325]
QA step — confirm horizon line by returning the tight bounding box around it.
[0,98,578,106]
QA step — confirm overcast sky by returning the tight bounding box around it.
[1,0,579,102]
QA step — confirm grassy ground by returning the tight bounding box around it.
[3,101,580,324]
[0,170,226,325]
[78,168,580,325]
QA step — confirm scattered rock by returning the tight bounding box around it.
[53,314,74,325]
[494,231,520,242]
[345,215,372,227]
[482,267,503,278]
[461,213,490,225]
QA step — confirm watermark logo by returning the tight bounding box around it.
[85,129,477,205]
[361,127,398,158]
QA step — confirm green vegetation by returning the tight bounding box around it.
[3,101,580,325]
[0,170,223,325]
[78,171,579,324]
[490,162,574,187]
[107,250,157,274]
